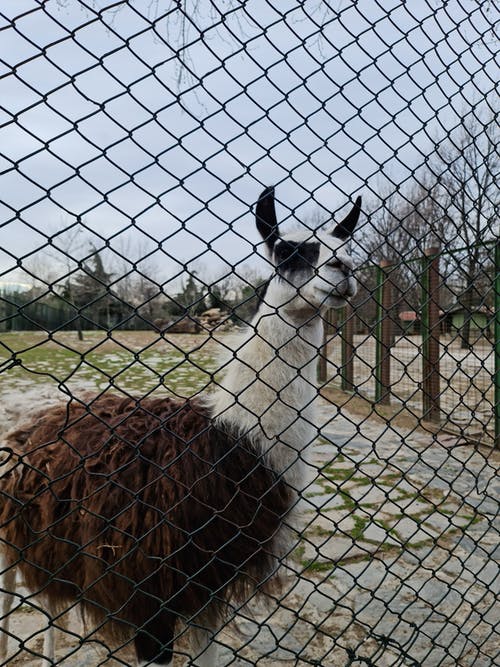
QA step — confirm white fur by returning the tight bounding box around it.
[0,559,15,660]
[191,627,218,666]
[211,228,356,492]
[210,306,322,491]
[202,225,358,665]
[0,561,55,666]
[41,626,55,667]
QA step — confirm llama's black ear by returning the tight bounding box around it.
[332,196,362,240]
[256,186,280,251]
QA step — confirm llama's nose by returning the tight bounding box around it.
[340,263,351,277]
[328,258,353,277]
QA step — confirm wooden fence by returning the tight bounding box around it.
[318,243,499,448]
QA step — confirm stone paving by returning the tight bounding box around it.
[2,398,499,666]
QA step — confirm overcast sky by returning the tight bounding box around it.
[0,0,497,289]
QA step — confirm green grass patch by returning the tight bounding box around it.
[378,472,404,486]
[460,513,483,525]
[351,475,372,486]
[300,558,336,574]
[373,518,400,539]
[390,490,419,502]
[338,490,358,511]
[0,331,221,397]
[350,515,369,540]
[291,543,306,563]
[321,464,357,482]
[316,483,336,495]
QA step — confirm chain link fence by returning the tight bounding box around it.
[0,1,498,666]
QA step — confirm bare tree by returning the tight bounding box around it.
[42,223,88,339]
[431,111,498,347]
[355,184,437,318]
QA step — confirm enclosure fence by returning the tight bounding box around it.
[321,241,498,448]
[0,2,498,667]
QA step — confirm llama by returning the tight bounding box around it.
[0,185,360,666]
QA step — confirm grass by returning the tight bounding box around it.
[350,515,369,540]
[301,559,336,574]
[0,330,223,398]
[338,490,359,512]
[320,464,357,482]
[3,332,487,558]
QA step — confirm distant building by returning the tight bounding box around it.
[444,305,493,340]
[398,310,420,334]
[398,310,449,336]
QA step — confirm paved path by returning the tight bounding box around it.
[3,399,498,666]
[218,400,499,666]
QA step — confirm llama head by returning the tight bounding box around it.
[255,186,361,316]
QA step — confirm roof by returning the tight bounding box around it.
[399,309,446,321]
[399,311,418,321]
[446,305,494,316]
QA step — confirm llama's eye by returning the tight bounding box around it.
[275,241,320,270]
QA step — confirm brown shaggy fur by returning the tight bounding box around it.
[0,395,293,651]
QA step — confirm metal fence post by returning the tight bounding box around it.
[318,308,336,384]
[495,241,500,448]
[318,327,327,384]
[421,246,441,423]
[375,260,392,405]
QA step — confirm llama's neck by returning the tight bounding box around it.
[211,301,323,489]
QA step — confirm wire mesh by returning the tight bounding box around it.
[0,1,498,666]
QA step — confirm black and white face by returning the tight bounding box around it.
[272,229,357,308]
[255,186,360,311]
